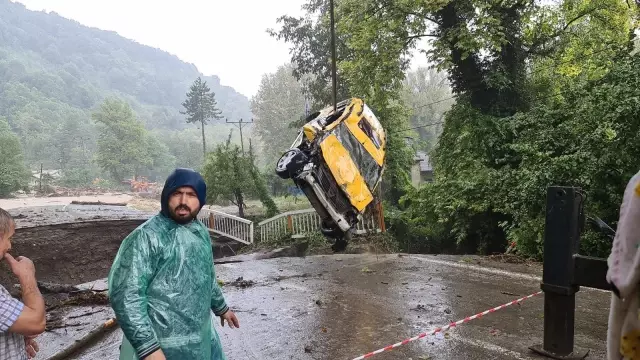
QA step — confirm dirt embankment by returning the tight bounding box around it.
[0,203,244,291]
[0,219,147,289]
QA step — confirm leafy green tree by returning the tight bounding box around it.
[181,77,224,157]
[273,0,639,256]
[202,133,279,218]
[272,1,415,205]
[0,118,29,197]
[248,140,279,217]
[268,5,351,109]
[394,1,635,256]
[251,64,306,167]
[142,133,177,182]
[158,128,205,171]
[92,98,152,182]
[401,67,455,151]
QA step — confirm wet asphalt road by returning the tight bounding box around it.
[40,254,609,360]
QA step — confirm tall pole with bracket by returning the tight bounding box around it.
[329,0,338,111]
[226,118,253,155]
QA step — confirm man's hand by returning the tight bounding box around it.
[4,254,36,284]
[220,310,239,328]
[144,349,166,360]
[4,253,45,336]
[24,336,39,359]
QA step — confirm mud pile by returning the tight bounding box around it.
[0,205,243,290]
[0,218,147,289]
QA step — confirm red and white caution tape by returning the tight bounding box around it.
[351,291,543,360]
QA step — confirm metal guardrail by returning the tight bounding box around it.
[257,208,381,242]
[198,206,254,245]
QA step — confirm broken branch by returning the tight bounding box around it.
[46,318,118,360]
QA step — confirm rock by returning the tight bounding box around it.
[227,277,255,288]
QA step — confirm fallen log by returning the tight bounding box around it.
[70,200,128,206]
[46,318,118,360]
[214,259,245,265]
[46,292,110,312]
[46,322,89,331]
[67,309,107,320]
[14,281,107,295]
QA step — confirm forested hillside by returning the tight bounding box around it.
[0,0,252,183]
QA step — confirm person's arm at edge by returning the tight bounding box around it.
[4,255,45,336]
[107,229,163,359]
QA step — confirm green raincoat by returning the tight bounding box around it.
[108,213,229,360]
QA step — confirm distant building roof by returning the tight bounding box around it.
[414,151,433,172]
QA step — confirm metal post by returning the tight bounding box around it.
[530,186,589,359]
[226,118,253,155]
[329,0,338,111]
[239,118,244,154]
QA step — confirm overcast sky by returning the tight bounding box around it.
[13,0,429,98]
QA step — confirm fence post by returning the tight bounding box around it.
[377,201,386,232]
[286,215,293,233]
[529,186,589,359]
[209,213,215,230]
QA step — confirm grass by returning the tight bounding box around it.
[242,196,311,217]
[240,229,399,256]
[212,194,399,255]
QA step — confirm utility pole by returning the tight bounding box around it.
[329,0,338,111]
[226,118,253,154]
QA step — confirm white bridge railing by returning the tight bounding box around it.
[198,206,254,245]
[258,208,382,242]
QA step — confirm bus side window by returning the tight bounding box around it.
[358,117,381,148]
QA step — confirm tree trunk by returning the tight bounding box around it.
[200,119,207,157]
[235,190,245,218]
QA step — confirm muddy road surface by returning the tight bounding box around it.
[38,254,608,360]
[0,194,135,210]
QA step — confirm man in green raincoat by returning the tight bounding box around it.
[108,168,239,360]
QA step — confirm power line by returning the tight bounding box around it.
[226,118,253,154]
[412,95,456,110]
[389,121,444,134]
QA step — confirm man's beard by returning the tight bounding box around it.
[169,205,198,224]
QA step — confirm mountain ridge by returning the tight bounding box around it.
[0,0,252,126]
[0,0,253,174]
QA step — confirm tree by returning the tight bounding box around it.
[401,67,455,151]
[142,132,177,182]
[181,77,223,157]
[251,64,306,167]
[271,0,416,205]
[92,98,152,182]
[273,0,640,257]
[268,3,351,109]
[202,132,279,218]
[0,118,29,197]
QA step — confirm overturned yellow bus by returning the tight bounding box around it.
[275,98,386,251]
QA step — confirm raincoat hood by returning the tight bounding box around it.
[160,168,207,217]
